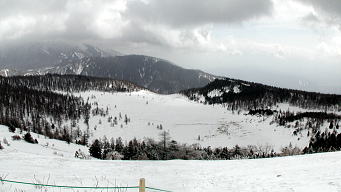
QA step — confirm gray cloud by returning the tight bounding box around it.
[0,0,125,42]
[297,0,341,16]
[126,0,273,27]
[296,0,341,29]
[0,0,274,43]
[0,0,67,18]
[116,0,273,49]
[302,13,319,23]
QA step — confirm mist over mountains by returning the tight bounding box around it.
[0,41,217,93]
[0,41,121,70]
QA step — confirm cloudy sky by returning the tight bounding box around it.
[0,0,340,93]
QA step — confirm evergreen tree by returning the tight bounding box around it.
[329,121,334,129]
[89,139,102,159]
[102,137,111,159]
[159,131,171,160]
[115,137,124,153]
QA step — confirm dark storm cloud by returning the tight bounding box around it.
[126,0,273,27]
[117,0,274,47]
[0,0,274,43]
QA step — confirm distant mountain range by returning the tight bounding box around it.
[0,41,217,93]
[0,41,121,70]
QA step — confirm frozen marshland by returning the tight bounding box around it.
[73,90,315,152]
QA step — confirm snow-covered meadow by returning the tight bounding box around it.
[74,90,312,152]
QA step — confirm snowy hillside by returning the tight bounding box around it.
[1,124,341,192]
[0,125,89,159]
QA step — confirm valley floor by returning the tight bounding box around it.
[74,90,312,152]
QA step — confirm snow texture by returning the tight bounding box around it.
[1,125,341,192]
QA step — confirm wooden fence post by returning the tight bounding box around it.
[139,178,145,192]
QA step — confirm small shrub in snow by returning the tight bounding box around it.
[12,135,21,140]
[0,141,3,150]
[281,143,302,156]
[75,149,88,159]
[105,151,123,160]
[24,132,38,144]
[8,125,16,133]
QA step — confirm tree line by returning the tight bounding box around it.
[0,74,142,93]
[88,131,281,160]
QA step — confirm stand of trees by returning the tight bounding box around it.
[276,112,341,123]
[304,129,341,153]
[0,74,141,93]
[89,133,278,160]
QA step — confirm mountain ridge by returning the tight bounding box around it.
[181,78,341,111]
[0,41,218,93]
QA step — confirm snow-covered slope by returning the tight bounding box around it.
[1,124,341,192]
[0,125,89,159]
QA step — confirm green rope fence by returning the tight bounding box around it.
[0,178,172,192]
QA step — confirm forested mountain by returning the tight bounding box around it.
[44,55,217,94]
[181,78,341,111]
[0,42,217,94]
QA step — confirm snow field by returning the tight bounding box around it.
[77,90,310,152]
